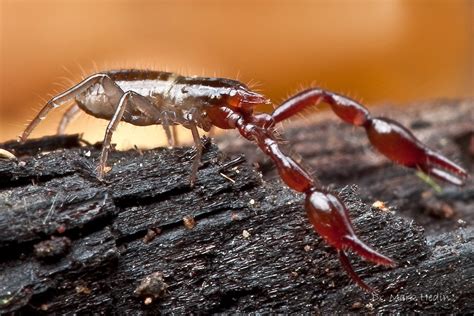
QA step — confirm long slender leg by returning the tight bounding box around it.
[270,88,468,186]
[20,74,115,142]
[57,104,80,135]
[97,91,135,179]
[161,112,179,147]
[172,125,179,146]
[162,124,176,147]
[189,124,203,187]
[97,90,163,178]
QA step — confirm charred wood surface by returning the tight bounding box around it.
[0,100,473,314]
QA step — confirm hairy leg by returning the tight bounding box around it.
[98,91,139,178]
[189,124,203,187]
[20,74,118,142]
[57,104,80,135]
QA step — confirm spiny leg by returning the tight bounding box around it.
[20,73,115,142]
[189,124,203,187]
[57,104,80,135]
[270,88,468,185]
[98,91,136,179]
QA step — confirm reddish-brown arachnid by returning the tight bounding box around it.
[20,69,468,291]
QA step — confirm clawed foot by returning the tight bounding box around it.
[418,150,468,186]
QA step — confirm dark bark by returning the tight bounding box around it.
[0,100,472,314]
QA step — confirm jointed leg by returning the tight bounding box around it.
[189,124,203,187]
[172,125,179,146]
[160,111,179,147]
[270,88,468,186]
[98,91,136,179]
[97,90,168,178]
[162,124,176,147]
[20,74,116,142]
[57,104,80,135]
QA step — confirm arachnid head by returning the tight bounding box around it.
[226,85,271,113]
[177,76,269,113]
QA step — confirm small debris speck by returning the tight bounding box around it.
[56,224,67,234]
[242,229,251,238]
[372,200,389,212]
[304,245,312,252]
[422,193,456,218]
[75,285,92,295]
[134,272,168,303]
[183,215,196,229]
[143,228,161,243]
[219,172,235,183]
[84,150,91,157]
[231,212,240,221]
[249,199,255,205]
[439,203,455,218]
[34,236,71,260]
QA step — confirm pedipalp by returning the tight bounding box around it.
[205,86,467,291]
[271,88,468,186]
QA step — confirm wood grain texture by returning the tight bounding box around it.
[0,100,472,314]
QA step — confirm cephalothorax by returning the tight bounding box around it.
[20,69,468,291]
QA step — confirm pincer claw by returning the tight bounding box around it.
[364,117,468,186]
[419,150,468,186]
[341,235,396,267]
[305,189,395,291]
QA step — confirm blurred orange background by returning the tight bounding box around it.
[1,0,472,149]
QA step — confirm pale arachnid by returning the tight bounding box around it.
[20,69,468,291]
